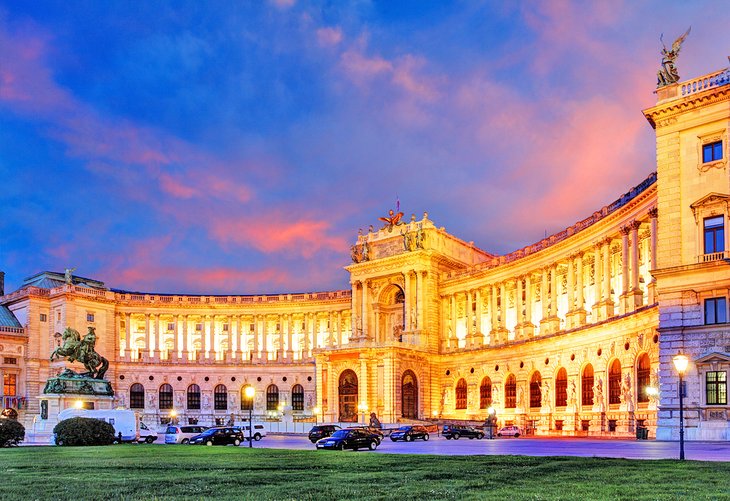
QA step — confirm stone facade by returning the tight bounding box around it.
[1,62,729,441]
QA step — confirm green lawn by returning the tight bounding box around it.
[2,446,729,500]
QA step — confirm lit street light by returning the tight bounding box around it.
[245,386,255,448]
[673,353,689,461]
[357,402,368,424]
[313,406,321,425]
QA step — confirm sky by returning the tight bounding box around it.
[1,1,729,295]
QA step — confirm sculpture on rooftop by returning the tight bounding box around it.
[64,267,76,284]
[657,27,691,88]
[50,326,109,380]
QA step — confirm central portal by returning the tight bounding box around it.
[401,370,418,419]
[338,369,358,422]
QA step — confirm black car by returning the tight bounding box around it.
[188,427,245,446]
[315,429,379,451]
[345,426,383,444]
[441,424,484,440]
[390,425,429,442]
[308,425,341,444]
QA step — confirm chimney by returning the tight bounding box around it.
[0,271,4,296]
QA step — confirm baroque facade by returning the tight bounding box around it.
[1,61,729,441]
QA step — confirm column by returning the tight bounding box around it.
[499,282,506,330]
[351,281,359,340]
[262,316,269,362]
[490,285,499,344]
[648,208,658,303]
[515,278,524,339]
[475,288,483,342]
[226,316,233,362]
[524,274,534,336]
[602,239,612,303]
[336,311,342,346]
[359,358,368,421]
[144,314,151,359]
[574,253,587,326]
[182,315,189,361]
[233,315,241,360]
[203,315,210,360]
[253,315,260,361]
[286,314,294,359]
[403,273,411,331]
[541,268,549,321]
[567,256,575,312]
[173,314,180,359]
[361,280,369,339]
[303,314,310,358]
[416,270,424,331]
[450,293,457,348]
[154,314,162,360]
[549,265,557,318]
[629,220,643,310]
[466,289,474,345]
[619,226,630,314]
[593,243,603,317]
[125,312,131,359]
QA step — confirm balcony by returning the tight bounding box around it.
[699,251,730,263]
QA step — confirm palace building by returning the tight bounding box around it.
[1,59,729,441]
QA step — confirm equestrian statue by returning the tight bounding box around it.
[50,326,109,380]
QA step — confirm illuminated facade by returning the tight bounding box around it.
[1,62,729,441]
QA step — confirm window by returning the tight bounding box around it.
[703,141,723,163]
[291,384,304,411]
[241,385,254,410]
[609,360,622,405]
[159,384,173,410]
[3,357,17,365]
[455,379,468,410]
[195,323,202,331]
[582,364,594,407]
[706,371,727,405]
[187,384,201,410]
[87,313,95,322]
[167,323,175,331]
[479,377,492,409]
[4,373,17,396]
[40,313,47,322]
[222,324,229,332]
[637,354,651,403]
[704,216,725,254]
[504,375,516,409]
[529,373,542,408]
[130,383,145,409]
[705,298,727,325]
[266,384,279,411]
[555,368,567,407]
[214,385,227,411]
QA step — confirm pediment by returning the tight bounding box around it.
[689,192,730,210]
[695,351,730,365]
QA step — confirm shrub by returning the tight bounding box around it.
[0,419,25,447]
[53,417,115,446]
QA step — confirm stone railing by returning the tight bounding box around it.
[113,290,352,304]
[681,68,730,97]
[698,250,730,263]
[0,326,25,335]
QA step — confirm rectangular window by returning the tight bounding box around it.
[167,323,175,331]
[40,313,47,322]
[706,371,727,405]
[87,313,95,322]
[705,298,728,325]
[222,324,229,332]
[3,373,17,395]
[608,420,617,432]
[703,141,723,163]
[704,216,725,254]
[554,420,563,431]
[195,323,202,331]
[4,357,18,365]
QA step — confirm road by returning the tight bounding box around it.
[254,434,730,461]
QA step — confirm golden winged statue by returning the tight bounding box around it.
[657,27,690,88]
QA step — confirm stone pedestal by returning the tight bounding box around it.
[589,412,606,434]
[592,300,615,321]
[565,310,587,330]
[27,393,116,444]
[539,317,560,335]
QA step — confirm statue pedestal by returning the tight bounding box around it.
[27,392,115,444]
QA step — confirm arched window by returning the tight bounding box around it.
[401,370,418,419]
[240,385,253,411]
[455,378,467,410]
[582,364,594,407]
[187,384,201,410]
[266,384,279,411]
[505,375,516,409]
[479,377,492,409]
[530,372,542,408]
[130,383,145,409]
[555,368,567,407]
[609,360,622,405]
[637,354,651,403]
[291,384,304,411]
[214,384,227,411]
[159,384,173,410]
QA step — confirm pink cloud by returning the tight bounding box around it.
[317,27,343,47]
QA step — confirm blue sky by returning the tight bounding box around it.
[2,1,729,294]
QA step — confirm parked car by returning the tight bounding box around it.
[441,424,484,440]
[188,427,246,446]
[497,425,522,438]
[390,425,429,442]
[315,429,379,451]
[308,424,341,443]
[165,425,208,444]
[346,426,384,444]
[239,423,267,441]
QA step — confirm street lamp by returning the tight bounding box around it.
[313,406,321,425]
[357,402,368,424]
[244,386,255,448]
[169,409,178,425]
[673,353,689,461]
[487,407,496,439]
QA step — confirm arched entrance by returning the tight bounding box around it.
[338,369,358,422]
[401,370,418,419]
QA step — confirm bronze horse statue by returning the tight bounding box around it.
[50,327,109,380]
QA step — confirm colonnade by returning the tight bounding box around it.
[441,210,658,350]
[118,309,351,363]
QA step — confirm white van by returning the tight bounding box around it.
[56,409,157,443]
[165,425,208,444]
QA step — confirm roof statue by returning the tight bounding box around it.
[657,27,691,88]
[64,267,76,284]
[379,200,404,232]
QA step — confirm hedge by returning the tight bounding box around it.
[53,417,115,446]
[0,419,25,447]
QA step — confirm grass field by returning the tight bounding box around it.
[2,445,729,500]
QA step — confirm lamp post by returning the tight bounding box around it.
[487,407,496,439]
[244,386,255,448]
[313,406,321,425]
[357,402,368,424]
[170,409,178,425]
[673,353,689,461]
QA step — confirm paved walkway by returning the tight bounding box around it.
[260,435,730,461]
